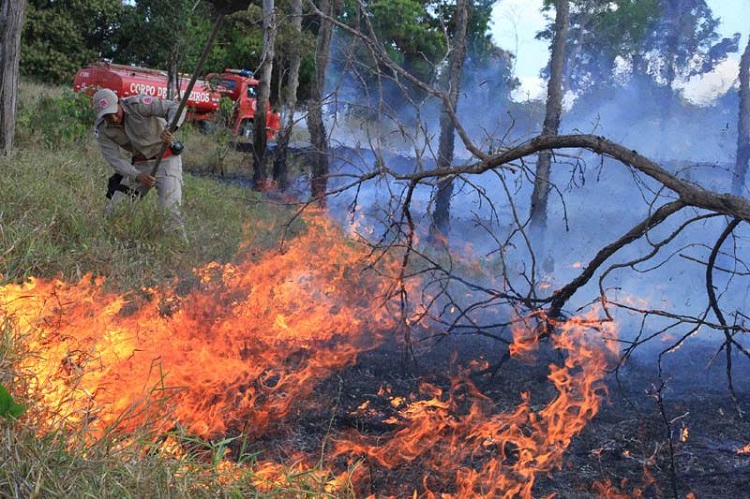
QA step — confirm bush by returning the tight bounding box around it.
[16,87,94,148]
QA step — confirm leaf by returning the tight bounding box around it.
[0,384,26,420]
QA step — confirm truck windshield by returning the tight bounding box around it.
[219,79,236,91]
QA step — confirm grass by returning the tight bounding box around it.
[0,81,343,498]
[0,420,346,498]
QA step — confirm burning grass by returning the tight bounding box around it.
[328,311,619,497]
[0,209,634,497]
[2,216,399,437]
[0,214,394,496]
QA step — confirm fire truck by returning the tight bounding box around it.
[73,62,280,139]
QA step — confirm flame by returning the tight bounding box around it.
[592,458,661,496]
[1,215,402,441]
[332,309,619,497]
[680,426,689,443]
[591,479,634,498]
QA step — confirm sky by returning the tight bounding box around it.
[490,0,750,104]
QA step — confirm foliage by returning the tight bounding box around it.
[16,88,94,148]
[369,0,446,79]
[458,0,519,103]
[537,0,738,95]
[332,0,511,115]
[273,0,318,103]
[0,384,25,420]
[21,0,125,84]
[537,0,657,91]
[209,8,265,73]
[434,0,495,61]
[116,0,219,79]
[335,0,446,101]
[21,0,226,89]
[18,0,511,111]
[641,0,737,83]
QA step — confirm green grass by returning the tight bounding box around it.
[0,144,288,289]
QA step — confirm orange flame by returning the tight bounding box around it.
[333,309,619,497]
[1,216,402,441]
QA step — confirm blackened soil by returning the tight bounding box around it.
[262,333,750,498]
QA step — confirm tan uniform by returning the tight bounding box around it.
[95,95,186,219]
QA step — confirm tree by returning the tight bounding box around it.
[733,34,750,195]
[20,0,124,84]
[529,0,569,242]
[429,0,469,240]
[539,0,737,98]
[288,4,750,415]
[333,0,500,116]
[272,0,304,190]
[537,0,659,93]
[336,0,445,108]
[1,0,26,156]
[116,0,205,98]
[306,0,337,204]
[205,6,264,74]
[251,0,276,189]
[19,1,222,86]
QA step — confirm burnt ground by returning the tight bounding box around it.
[240,334,750,498]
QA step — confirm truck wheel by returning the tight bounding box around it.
[240,119,254,139]
[196,120,219,134]
[233,119,255,151]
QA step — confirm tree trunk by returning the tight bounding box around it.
[0,0,26,156]
[429,0,470,240]
[252,0,275,190]
[307,0,336,204]
[272,0,302,191]
[167,47,179,101]
[529,0,569,232]
[661,0,681,124]
[733,34,750,195]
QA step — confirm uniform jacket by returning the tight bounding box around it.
[94,95,186,180]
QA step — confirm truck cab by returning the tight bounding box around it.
[207,69,280,140]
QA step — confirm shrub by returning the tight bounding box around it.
[17,86,94,148]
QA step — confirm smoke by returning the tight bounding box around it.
[309,26,750,390]
[562,75,738,164]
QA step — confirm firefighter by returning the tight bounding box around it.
[92,88,187,236]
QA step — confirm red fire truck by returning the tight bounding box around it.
[73,62,280,139]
